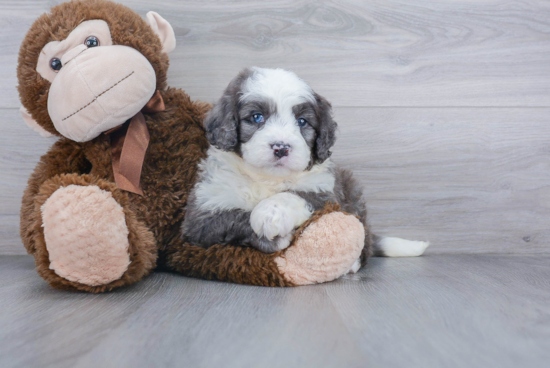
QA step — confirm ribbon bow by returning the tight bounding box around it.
[108,90,165,195]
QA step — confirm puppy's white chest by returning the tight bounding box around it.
[193,148,335,212]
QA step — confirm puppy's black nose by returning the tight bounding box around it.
[272,143,290,158]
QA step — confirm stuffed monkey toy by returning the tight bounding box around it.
[17,0,366,292]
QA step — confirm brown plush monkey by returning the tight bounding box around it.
[17,0,366,292]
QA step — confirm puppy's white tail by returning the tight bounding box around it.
[372,236,430,257]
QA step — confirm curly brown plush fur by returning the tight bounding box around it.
[17,0,366,292]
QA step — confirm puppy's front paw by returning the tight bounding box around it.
[275,232,293,251]
[250,193,312,240]
[257,232,294,253]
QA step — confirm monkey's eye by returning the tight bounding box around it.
[252,113,264,124]
[84,36,99,48]
[50,58,62,72]
[297,118,307,127]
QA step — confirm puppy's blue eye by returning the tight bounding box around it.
[252,113,264,123]
[297,118,307,127]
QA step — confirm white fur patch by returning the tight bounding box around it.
[377,237,430,257]
[241,116,312,175]
[194,147,335,212]
[240,68,315,112]
[250,192,313,240]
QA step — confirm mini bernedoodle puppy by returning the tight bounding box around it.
[182,67,429,273]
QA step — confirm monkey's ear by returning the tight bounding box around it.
[146,11,176,54]
[20,106,54,138]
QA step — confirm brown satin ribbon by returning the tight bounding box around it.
[108,90,165,196]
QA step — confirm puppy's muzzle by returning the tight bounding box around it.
[272,143,290,158]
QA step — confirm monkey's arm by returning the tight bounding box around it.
[20,139,90,255]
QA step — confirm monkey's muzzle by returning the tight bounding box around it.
[47,44,157,142]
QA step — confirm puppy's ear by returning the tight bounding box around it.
[205,90,239,151]
[313,92,337,163]
[205,70,251,151]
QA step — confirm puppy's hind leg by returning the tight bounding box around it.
[372,234,430,257]
[346,258,362,274]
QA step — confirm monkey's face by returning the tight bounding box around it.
[38,20,158,142]
[17,1,176,142]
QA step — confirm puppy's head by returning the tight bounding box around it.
[205,67,337,176]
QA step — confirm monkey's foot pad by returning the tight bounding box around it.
[41,185,131,286]
[275,211,364,285]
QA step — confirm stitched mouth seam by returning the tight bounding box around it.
[62,71,135,121]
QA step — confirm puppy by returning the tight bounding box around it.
[182,67,428,272]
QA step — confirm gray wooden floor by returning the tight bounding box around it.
[1,254,549,368]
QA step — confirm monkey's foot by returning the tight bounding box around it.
[41,185,132,286]
[275,209,364,285]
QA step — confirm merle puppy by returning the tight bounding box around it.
[182,67,428,272]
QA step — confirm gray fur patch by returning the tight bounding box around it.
[204,68,253,152]
[292,102,318,150]
[291,93,338,168]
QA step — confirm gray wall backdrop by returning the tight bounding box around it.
[1,0,549,255]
